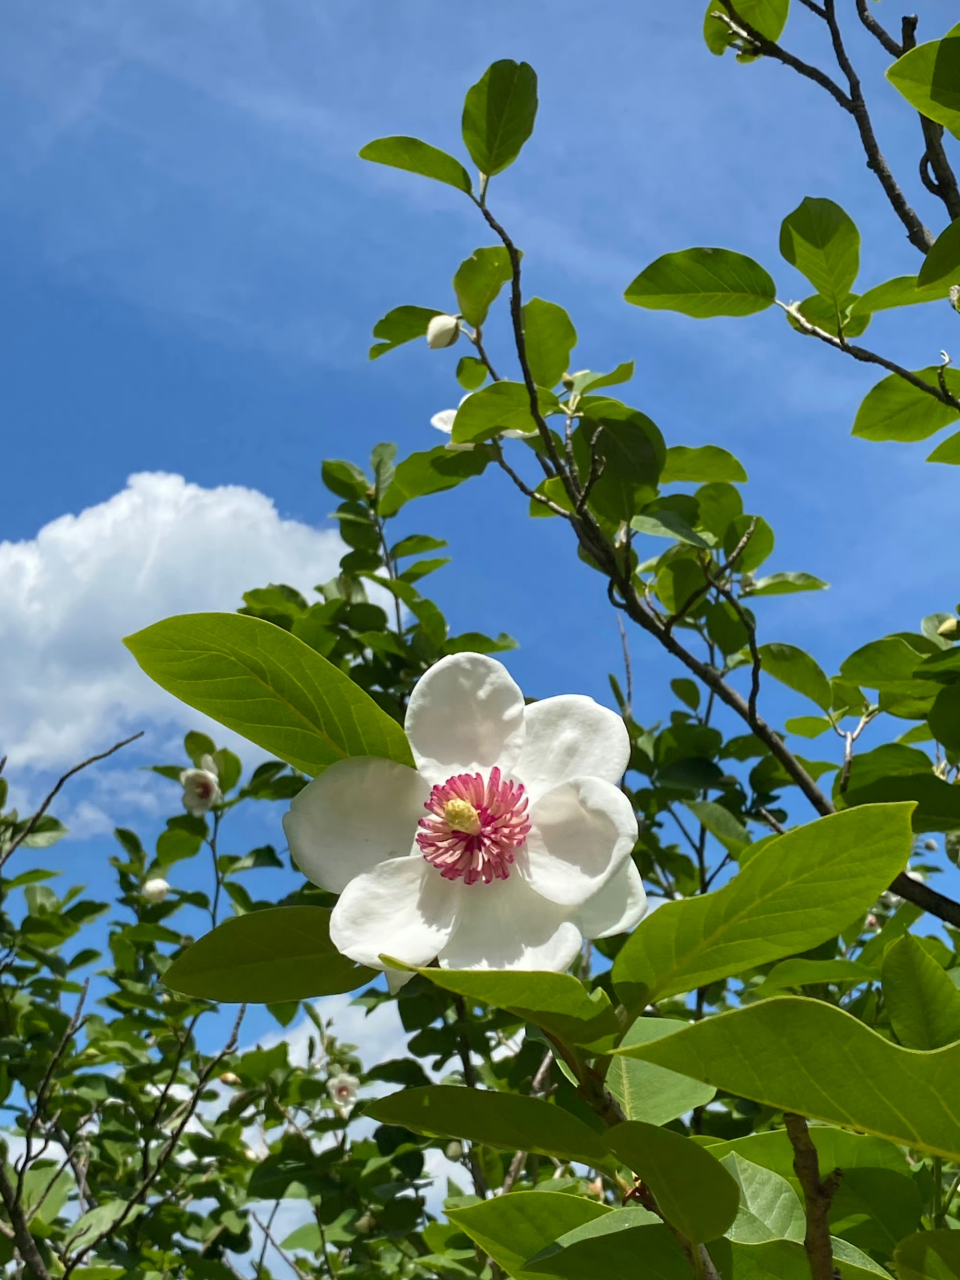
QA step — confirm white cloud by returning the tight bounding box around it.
[0,471,343,769]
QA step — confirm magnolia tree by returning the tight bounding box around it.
[2,6,960,1280]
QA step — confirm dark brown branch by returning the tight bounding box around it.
[0,1164,53,1280]
[715,2,852,108]
[900,23,960,221]
[784,1113,842,1280]
[0,733,144,870]
[854,0,902,58]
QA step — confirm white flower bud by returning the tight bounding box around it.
[142,878,170,904]
[936,617,959,640]
[923,839,938,852]
[444,1140,464,1161]
[426,314,460,349]
[180,754,222,817]
[219,1071,241,1086]
[354,1213,375,1235]
[327,1072,360,1108]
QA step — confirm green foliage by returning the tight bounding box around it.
[461,59,538,177]
[606,1018,717,1126]
[453,246,513,326]
[881,932,960,1049]
[624,247,776,317]
[886,24,960,141]
[368,304,443,359]
[918,218,960,288]
[703,0,790,56]
[522,299,578,389]
[779,197,860,307]
[852,367,960,442]
[359,136,473,192]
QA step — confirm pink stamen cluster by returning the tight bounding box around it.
[417,766,531,885]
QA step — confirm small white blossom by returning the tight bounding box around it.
[142,878,170,904]
[426,314,460,349]
[327,1072,360,1108]
[284,653,644,979]
[180,753,222,816]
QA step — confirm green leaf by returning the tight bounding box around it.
[359,136,472,192]
[567,362,636,396]
[162,907,374,1000]
[523,298,577,389]
[573,399,666,522]
[461,59,538,177]
[457,355,489,390]
[929,681,960,751]
[850,275,953,314]
[713,1237,890,1279]
[451,381,559,444]
[723,514,775,572]
[620,996,960,1159]
[124,613,413,776]
[785,715,832,737]
[779,197,860,305]
[443,631,519,655]
[892,1231,960,1280]
[321,459,370,500]
[403,967,621,1051]
[683,799,751,855]
[852,367,960,442]
[185,729,217,765]
[918,217,960,288]
[453,247,513,327]
[630,509,710,548]
[611,804,913,1007]
[703,1126,911,1179]
[886,25,960,142]
[788,292,870,338]
[743,572,829,597]
[840,635,929,691]
[364,1086,611,1168]
[607,1017,717,1127]
[606,1121,740,1242]
[524,1217,686,1280]
[671,677,701,711]
[927,429,960,464]
[369,305,442,359]
[660,444,748,483]
[758,958,877,991]
[625,247,776,318]
[721,1154,804,1243]
[835,746,960,833]
[881,932,960,1049]
[758,642,832,712]
[377,445,491,516]
[446,1193,612,1280]
[703,0,789,54]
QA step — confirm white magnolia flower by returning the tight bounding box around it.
[180,754,222,816]
[142,877,170,904]
[284,654,645,978]
[426,314,461,349]
[327,1071,360,1108]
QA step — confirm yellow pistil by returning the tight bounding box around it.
[443,798,482,835]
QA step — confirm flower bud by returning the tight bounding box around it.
[923,839,938,852]
[244,1147,260,1161]
[426,314,460,349]
[444,1140,464,1161]
[936,617,959,640]
[142,877,170,904]
[354,1213,376,1235]
[219,1071,241,1086]
[180,753,222,817]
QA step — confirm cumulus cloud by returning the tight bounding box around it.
[0,471,343,769]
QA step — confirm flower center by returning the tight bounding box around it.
[416,766,531,885]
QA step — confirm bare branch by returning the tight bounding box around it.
[0,1163,54,1280]
[784,1113,842,1280]
[854,0,902,58]
[901,21,960,220]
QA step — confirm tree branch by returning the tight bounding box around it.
[900,22,960,221]
[0,1164,54,1280]
[784,1112,842,1280]
[854,0,902,58]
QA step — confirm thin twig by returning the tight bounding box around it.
[784,1113,842,1280]
[665,520,755,634]
[617,616,633,713]
[854,0,902,57]
[452,996,490,1199]
[0,733,144,870]
[252,1211,312,1280]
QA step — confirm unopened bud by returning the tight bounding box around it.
[561,371,576,390]
[949,285,959,313]
[354,1213,376,1235]
[936,617,959,640]
[220,1072,241,1086]
[142,877,170,904]
[426,314,460,349]
[444,1140,464,1161]
[923,839,938,852]
[244,1147,260,1161]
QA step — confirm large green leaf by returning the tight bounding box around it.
[928,429,960,464]
[446,1194,613,1280]
[619,997,960,1159]
[721,1154,804,1244]
[611,804,912,1007]
[661,444,748,483]
[451,381,559,443]
[403,967,621,1051]
[929,682,960,751]
[359,137,472,192]
[608,1017,716,1127]
[881,932,960,1049]
[850,275,953,314]
[703,0,789,55]
[368,305,442,359]
[461,59,538,176]
[702,1127,911,1178]
[378,445,491,516]
[124,614,413,776]
[758,642,832,712]
[523,298,577,389]
[525,1217,687,1280]
[624,248,776,318]
[683,799,751,856]
[453,246,513,327]
[711,1237,890,1279]
[779,197,860,306]
[835,744,960,833]
[918,218,960,289]
[606,1121,740,1243]
[364,1087,611,1168]
[892,1231,960,1280]
[852,367,960,442]
[572,398,666,522]
[162,907,374,1001]
[886,25,960,142]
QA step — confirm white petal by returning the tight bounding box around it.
[283,757,429,893]
[500,428,539,440]
[523,777,638,907]
[439,873,581,972]
[330,855,462,970]
[574,859,647,939]
[443,441,476,453]
[431,409,456,434]
[405,653,526,784]
[515,695,630,802]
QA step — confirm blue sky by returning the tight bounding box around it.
[1,1,958,1049]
